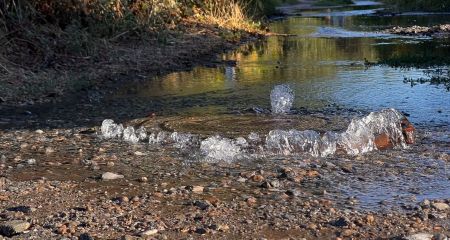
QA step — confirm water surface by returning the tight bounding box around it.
[117,4,450,125]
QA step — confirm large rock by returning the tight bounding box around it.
[0,220,30,237]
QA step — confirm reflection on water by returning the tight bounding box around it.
[117,6,449,125]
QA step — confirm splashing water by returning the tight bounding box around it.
[339,108,406,155]
[266,129,322,156]
[270,84,295,114]
[136,126,148,141]
[200,136,243,163]
[265,109,408,157]
[123,126,139,144]
[148,131,170,145]
[101,109,411,161]
[170,132,199,149]
[101,119,124,139]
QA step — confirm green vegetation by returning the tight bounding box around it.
[314,0,354,7]
[381,0,450,12]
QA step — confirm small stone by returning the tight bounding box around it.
[141,229,158,236]
[45,147,55,154]
[35,130,44,134]
[194,200,211,210]
[191,186,204,193]
[139,177,148,182]
[27,159,36,165]
[366,214,375,224]
[195,228,207,235]
[431,202,449,211]
[306,223,317,230]
[340,229,354,237]
[246,197,257,206]
[331,217,350,227]
[79,233,94,240]
[405,233,434,240]
[0,220,31,237]
[251,175,264,182]
[217,224,229,232]
[57,224,68,235]
[101,172,124,180]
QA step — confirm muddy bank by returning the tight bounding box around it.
[384,24,450,37]
[0,123,449,239]
[0,22,261,105]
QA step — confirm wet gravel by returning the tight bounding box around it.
[0,121,449,239]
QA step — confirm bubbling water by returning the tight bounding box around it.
[101,119,124,139]
[270,84,295,114]
[100,109,412,161]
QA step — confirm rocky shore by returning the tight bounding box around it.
[384,24,450,37]
[0,122,448,239]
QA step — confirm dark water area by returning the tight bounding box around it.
[115,3,450,126]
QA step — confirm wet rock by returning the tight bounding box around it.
[431,202,449,211]
[330,217,350,227]
[0,220,30,237]
[101,172,124,180]
[7,206,34,214]
[194,200,211,210]
[79,233,94,240]
[374,133,393,150]
[195,227,207,235]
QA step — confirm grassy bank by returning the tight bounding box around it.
[382,0,450,12]
[0,0,288,104]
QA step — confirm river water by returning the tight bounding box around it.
[110,1,450,211]
[117,2,450,127]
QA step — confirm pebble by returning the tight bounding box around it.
[139,177,148,182]
[405,233,434,240]
[0,220,30,237]
[141,229,158,236]
[431,202,449,211]
[101,172,124,180]
[194,200,211,210]
[27,159,36,165]
[191,186,204,193]
[79,233,94,240]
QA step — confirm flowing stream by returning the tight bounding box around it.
[107,1,450,211]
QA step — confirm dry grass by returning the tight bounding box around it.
[0,0,265,103]
[194,0,261,32]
